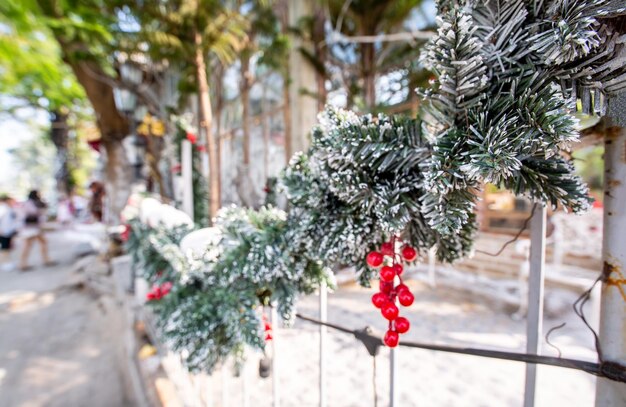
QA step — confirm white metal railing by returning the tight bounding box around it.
[523,205,547,407]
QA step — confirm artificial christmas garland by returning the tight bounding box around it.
[123,0,626,373]
[128,202,332,372]
[282,108,476,286]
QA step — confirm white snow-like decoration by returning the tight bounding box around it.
[120,205,139,223]
[179,227,222,259]
[139,197,163,225]
[159,205,194,228]
[121,193,145,222]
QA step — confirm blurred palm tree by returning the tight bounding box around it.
[133,0,248,219]
[312,0,433,112]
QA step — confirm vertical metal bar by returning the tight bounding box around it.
[523,204,546,407]
[181,139,194,220]
[271,306,280,407]
[595,127,626,406]
[205,373,213,407]
[222,364,229,407]
[242,356,249,407]
[319,281,328,407]
[390,348,398,407]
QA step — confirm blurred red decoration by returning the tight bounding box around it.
[87,139,101,152]
[186,131,197,144]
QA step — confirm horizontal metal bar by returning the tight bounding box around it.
[294,313,624,380]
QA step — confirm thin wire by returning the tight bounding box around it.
[475,203,537,257]
[573,273,604,360]
[545,322,566,358]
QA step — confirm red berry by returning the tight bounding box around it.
[371,292,388,308]
[402,246,417,261]
[393,264,403,276]
[380,242,394,256]
[121,225,130,242]
[381,302,399,320]
[395,317,410,334]
[265,333,273,341]
[146,292,156,301]
[186,131,197,144]
[398,290,414,307]
[366,252,384,268]
[396,283,409,293]
[380,266,396,282]
[384,330,399,347]
[379,281,393,294]
[161,282,173,295]
[264,322,272,331]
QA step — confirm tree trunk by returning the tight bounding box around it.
[194,30,221,220]
[102,139,132,225]
[361,41,376,111]
[313,5,327,112]
[215,63,224,194]
[241,54,252,166]
[68,61,130,224]
[145,135,167,201]
[262,87,269,182]
[49,110,71,196]
[278,0,293,164]
[37,0,131,224]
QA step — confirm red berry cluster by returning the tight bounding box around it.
[367,240,416,348]
[262,314,273,342]
[146,282,173,301]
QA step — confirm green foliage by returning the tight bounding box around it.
[129,204,332,373]
[151,283,263,373]
[572,146,604,191]
[127,218,193,283]
[282,107,475,285]
[417,0,621,234]
[242,0,290,73]
[132,0,248,71]
[0,2,88,121]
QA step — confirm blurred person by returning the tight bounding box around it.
[0,194,19,271]
[88,181,105,223]
[20,190,52,271]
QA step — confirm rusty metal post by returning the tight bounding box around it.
[595,127,626,406]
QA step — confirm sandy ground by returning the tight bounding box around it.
[0,229,135,407]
